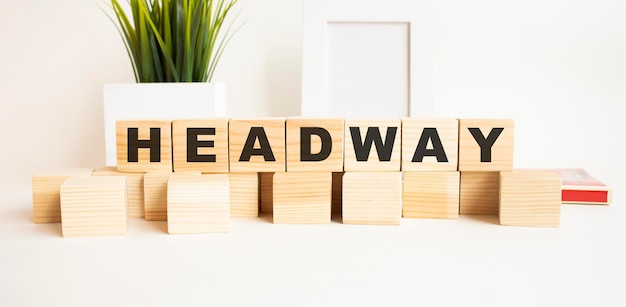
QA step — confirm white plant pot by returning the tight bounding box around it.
[103,82,226,166]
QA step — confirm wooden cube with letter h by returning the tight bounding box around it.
[32,168,93,223]
[116,120,173,172]
[342,172,402,225]
[173,119,229,173]
[60,176,127,237]
[458,119,514,171]
[403,171,460,219]
[229,118,286,172]
[499,170,561,227]
[272,172,332,224]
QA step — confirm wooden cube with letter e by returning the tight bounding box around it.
[172,119,229,173]
[458,119,514,171]
[229,118,286,172]
[116,120,173,172]
[286,118,343,172]
[344,119,401,172]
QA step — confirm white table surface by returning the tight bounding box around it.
[1,186,624,307]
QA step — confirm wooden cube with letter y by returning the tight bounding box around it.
[272,172,332,224]
[499,170,561,227]
[403,171,460,219]
[286,118,343,172]
[344,119,401,171]
[172,119,229,173]
[342,172,402,225]
[116,120,173,172]
[229,118,286,172]
[167,174,230,234]
[458,119,514,171]
[60,176,127,237]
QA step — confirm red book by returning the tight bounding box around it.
[549,169,611,205]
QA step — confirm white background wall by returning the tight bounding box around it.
[1,0,624,196]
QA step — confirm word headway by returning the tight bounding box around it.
[115,118,515,173]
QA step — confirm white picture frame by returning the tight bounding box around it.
[301,0,434,117]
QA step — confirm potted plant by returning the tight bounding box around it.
[102,0,239,166]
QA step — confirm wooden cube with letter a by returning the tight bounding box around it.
[458,119,514,171]
[229,119,286,172]
[32,168,93,223]
[401,118,458,171]
[60,176,127,237]
[403,171,460,219]
[272,172,331,224]
[93,166,144,218]
[342,172,402,225]
[460,172,500,215]
[286,118,343,172]
[344,119,401,171]
[117,120,172,172]
[167,174,230,234]
[499,170,561,227]
[172,119,229,173]
[144,172,201,221]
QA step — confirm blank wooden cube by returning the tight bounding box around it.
[60,176,127,237]
[143,172,202,221]
[499,170,561,227]
[272,172,331,224]
[229,118,286,172]
[401,118,458,171]
[226,173,259,218]
[342,172,402,225]
[116,120,173,172]
[286,118,343,172]
[259,172,274,213]
[500,170,561,227]
[32,168,93,223]
[344,119,401,171]
[167,174,230,234]
[403,171,460,219]
[173,119,229,173]
[458,119,514,171]
[93,166,144,218]
[460,172,500,215]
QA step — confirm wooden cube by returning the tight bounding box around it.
[226,173,259,218]
[332,172,344,214]
[458,119,514,171]
[286,118,343,172]
[32,168,93,223]
[342,172,402,225]
[460,172,500,215]
[167,174,230,234]
[401,118,458,171]
[272,172,332,224]
[499,170,561,227]
[116,120,173,172]
[60,176,127,237]
[229,118,286,172]
[403,171,460,219]
[259,172,274,213]
[93,166,144,218]
[143,172,202,221]
[172,119,229,173]
[344,119,401,171]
